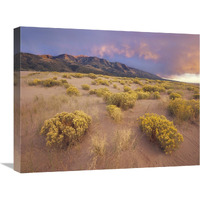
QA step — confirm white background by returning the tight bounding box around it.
[0,0,199,199]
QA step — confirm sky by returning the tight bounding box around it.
[20,27,199,83]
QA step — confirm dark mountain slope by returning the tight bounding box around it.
[17,53,162,79]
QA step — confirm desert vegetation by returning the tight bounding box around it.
[40,111,91,148]
[17,71,199,172]
[139,113,184,154]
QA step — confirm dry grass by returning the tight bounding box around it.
[114,129,134,152]
[90,134,106,157]
[18,71,200,172]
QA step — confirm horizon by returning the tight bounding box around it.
[20,27,200,83]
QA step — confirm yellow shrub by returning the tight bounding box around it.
[169,92,182,100]
[28,79,41,86]
[93,78,110,86]
[95,88,110,97]
[72,73,85,78]
[151,91,161,99]
[133,78,143,85]
[59,79,68,84]
[136,91,150,99]
[142,84,165,92]
[40,111,91,148]
[106,92,137,110]
[62,73,71,79]
[42,78,61,87]
[113,84,117,89]
[139,113,183,154]
[66,86,80,96]
[106,105,122,122]
[28,78,69,87]
[124,85,131,92]
[167,89,174,95]
[63,83,71,89]
[87,73,97,79]
[168,98,199,121]
[119,80,126,85]
[81,84,90,90]
[89,89,96,95]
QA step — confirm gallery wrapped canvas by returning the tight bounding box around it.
[14,27,199,173]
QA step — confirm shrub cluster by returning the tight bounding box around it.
[142,84,165,92]
[136,91,150,99]
[87,73,97,79]
[81,84,90,90]
[66,86,80,96]
[28,78,42,86]
[91,78,110,86]
[72,73,85,78]
[40,111,92,148]
[167,89,174,95]
[139,113,184,154]
[169,92,182,100]
[28,78,70,87]
[62,73,71,79]
[106,105,122,122]
[113,84,117,89]
[123,85,132,92]
[168,98,199,122]
[89,87,111,97]
[132,78,143,86]
[152,91,161,99]
[135,91,160,100]
[106,92,137,110]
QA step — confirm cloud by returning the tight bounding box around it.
[165,73,200,83]
[21,27,199,79]
[92,42,159,61]
[138,42,159,60]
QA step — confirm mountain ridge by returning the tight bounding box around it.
[16,52,162,80]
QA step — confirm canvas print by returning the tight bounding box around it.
[14,27,199,173]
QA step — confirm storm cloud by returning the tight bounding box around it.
[21,27,199,81]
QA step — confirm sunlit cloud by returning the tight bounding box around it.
[92,42,159,61]
[164,73,200,83]
[20,27,199,82]
[138,42,159,60]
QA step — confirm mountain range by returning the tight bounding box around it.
[16,53,162,80]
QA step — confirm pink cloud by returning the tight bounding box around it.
[92,42,159,61]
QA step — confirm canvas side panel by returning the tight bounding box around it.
[14,27,21,172]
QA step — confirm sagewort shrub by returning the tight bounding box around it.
[168,98,199,121]
[151,91,161,99]
[123,85,131,92]
[142,84,165,92]
[66,86,80,96]
[169,92,182,100]
[136,91,150,99]
[91,78,110,86]
[106,92,137,110]
[89,87,111,97]
[139,113,184,154]
[28,79,41,86]
[106,105,122,122]
[40,111,92,148]
[81,84,90,90]
[28,78,69,87]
